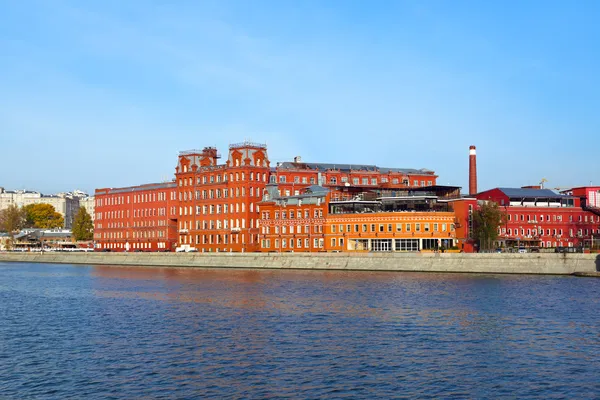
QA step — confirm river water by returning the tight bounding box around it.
[1,262,599,399]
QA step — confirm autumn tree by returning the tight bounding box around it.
[72,207,94,241]
[473,201,507,251]
[23,203,64,229]
[0,204,26,247]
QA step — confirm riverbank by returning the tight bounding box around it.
[1,252,599,275]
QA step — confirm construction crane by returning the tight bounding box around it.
[539,178,548,189]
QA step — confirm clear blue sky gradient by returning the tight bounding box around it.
[1,0,599,194]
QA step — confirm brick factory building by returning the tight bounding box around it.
[273,157,438,201]
[174,142,269,252]
[258,184,329,252]
[172,141,440,253]
[258,185,459,252]
[94,182,178,252]
[476,187,600,249]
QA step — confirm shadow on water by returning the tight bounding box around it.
[596,254,600,272]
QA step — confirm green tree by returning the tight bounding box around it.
[23,203,64,229]
[0,204,26,247]
[72,207,94,241]
[473,201,507,251]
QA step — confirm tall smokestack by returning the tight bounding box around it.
[469,145,477,196]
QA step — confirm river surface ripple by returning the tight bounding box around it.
[1,263,599,399]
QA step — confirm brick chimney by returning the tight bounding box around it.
[469,145,477,196]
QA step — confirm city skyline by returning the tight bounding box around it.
[2,0,599,194]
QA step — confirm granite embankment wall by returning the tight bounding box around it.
[1,252,599,275]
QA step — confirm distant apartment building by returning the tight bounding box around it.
[94,182,178,251]
[78,195,95,222]
[0,187,80,228]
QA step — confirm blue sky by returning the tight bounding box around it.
[1,0,599,194]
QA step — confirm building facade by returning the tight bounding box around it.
[94,182,178,251]
[174,142,269,252]
[272,158,438,201]
[258,185,458,252]
[258,184,329,252]
[476,187,600,249]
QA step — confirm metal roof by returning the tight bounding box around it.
[277,162,432,174]
[497,188,570,199]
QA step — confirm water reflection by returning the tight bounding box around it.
[1,263,600,398]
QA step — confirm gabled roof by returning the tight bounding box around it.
[496,188,569,199]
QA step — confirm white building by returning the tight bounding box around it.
[78,195,95,222]
[0,187,85,229]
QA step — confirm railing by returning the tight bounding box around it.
[229,141,267,150]
[179,149,222,157]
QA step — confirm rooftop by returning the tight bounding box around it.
[496,188,572,199]
[96,182,176,195]
[277,161,434,175]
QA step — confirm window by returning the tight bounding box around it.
[279,176,286,183]
[396,224,402,232]
[330,177,337,184]
[406,224,411,232]
[371,178,377,185]
[362,178,368,185]
[353,178,359,185]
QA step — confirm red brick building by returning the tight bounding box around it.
[272,158,438,201]
[174,142,269,252]
[476,187,600,249]
[94,142,442,253]
[94,182,178,251]
[258,185,459,253]
[258,184,329,252]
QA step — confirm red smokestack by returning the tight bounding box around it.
[469,145,477,196]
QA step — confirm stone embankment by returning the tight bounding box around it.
[1,252,599,275]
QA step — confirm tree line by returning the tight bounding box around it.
[0,203,93,242]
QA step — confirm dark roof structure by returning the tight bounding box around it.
[496,188,571,199]
[277,162,434,175]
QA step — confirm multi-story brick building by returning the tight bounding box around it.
[272,157,438,201]
[174,142,269,252]
[94,182,178,251]
[258,185,459,252]
[258,184,329,252]
[476,187,600,249]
